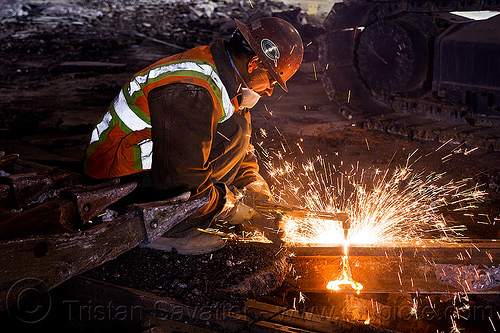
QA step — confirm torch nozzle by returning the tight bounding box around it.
[342,219,350,241]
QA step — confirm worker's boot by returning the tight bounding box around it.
[141,216,225,255]
[142,229,225,255]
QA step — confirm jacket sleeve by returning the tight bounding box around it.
[230,142,267,189]
[148,83,224,218]
[228,106,269,191]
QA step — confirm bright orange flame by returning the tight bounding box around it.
[326,244,363,293]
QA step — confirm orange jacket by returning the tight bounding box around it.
[84,46,237,179]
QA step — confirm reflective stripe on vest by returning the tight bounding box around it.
[137,138,153,170]
[89,61,234,146]
[86,55,235,177]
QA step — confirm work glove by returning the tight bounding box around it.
[240,180,273,205]
[214,185,258,225]
[214,183,284,245]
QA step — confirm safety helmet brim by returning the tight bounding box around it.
[234,18,304,93]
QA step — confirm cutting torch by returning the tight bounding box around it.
[253,200,350,240]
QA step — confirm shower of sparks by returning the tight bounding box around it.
[449,293,470,333]
[312,62,317,80]
[262,150,486,246]
[248,129,487,311]
[248,0,253,8]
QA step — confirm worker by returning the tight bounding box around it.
[83,17,304,254]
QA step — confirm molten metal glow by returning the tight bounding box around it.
[326,275,362,292]
[326,244,363,293]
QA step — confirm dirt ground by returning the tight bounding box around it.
[83,242,289,307]
[2,1,500,332]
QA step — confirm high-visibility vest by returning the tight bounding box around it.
[84,46,238,179]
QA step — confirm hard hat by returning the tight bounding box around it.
[235,17,304,92]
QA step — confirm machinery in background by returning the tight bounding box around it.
[319,1,500,150]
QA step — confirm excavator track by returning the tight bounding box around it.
[319,0,500,151]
